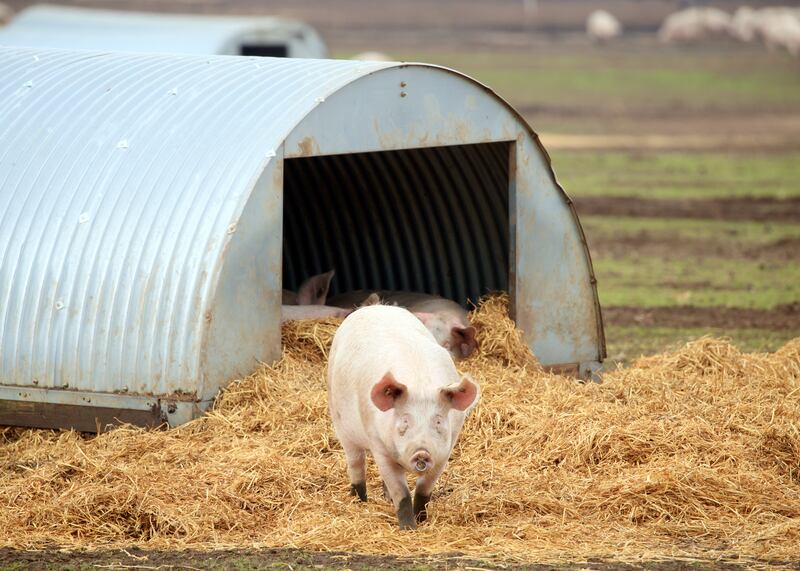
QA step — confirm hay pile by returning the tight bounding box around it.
[0,294,799,563]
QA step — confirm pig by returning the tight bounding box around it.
[658,7,732,43]
[281,292,379,323]
[282,270,335,306]
[280,304,352,323]
[327,305,480,530]
[327,291,478,361]
[586,10,623,43]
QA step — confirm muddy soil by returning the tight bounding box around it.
[585,232,800,262]
[575,196,800,222]
[0,547,788,570]
[604,304,800,330]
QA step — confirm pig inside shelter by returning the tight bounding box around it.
[282,142,512,308]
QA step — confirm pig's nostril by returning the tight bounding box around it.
[411,451,432,473]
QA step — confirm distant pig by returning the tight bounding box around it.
[327,305,480,530]
[327,291,478,361]
[282,270,335,305]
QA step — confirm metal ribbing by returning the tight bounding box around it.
[283,142,510,307]
[0,47,393,395]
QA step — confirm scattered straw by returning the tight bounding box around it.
[0,294,798,564]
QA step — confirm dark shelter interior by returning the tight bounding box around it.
[239,44,289,57]
[282,142,511,307]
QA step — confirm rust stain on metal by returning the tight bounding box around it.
[296,136,319,157]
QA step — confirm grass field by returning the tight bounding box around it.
[375,42,800,367]
[386,44,800,122]
[553,151,800,199]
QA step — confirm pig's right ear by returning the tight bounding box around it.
[370,372,407,412]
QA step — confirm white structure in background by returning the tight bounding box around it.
[351,51,392,61]
[731,6,800,57]
[586,10,623,42]
[0,3,327,58]
[0,2,13,26]
[658,7,732,43]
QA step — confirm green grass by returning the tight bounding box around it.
[579,215,800,309]
[605,325,800,367]
[594,255,800,309]
[376,47,800,114]
[552,150,800,200]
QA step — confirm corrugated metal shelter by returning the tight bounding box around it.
[0,46,605,431]
[0,4,327,58]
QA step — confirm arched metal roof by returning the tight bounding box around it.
[0,4,327,58]
[0,46,604,428]
[0,47,391,399]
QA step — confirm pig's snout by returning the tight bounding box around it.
[411,450,433,473]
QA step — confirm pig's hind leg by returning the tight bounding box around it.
[374,453,415,530]
[342,443,368,502]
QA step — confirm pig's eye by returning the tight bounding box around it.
[397,417,409,436]
[433,415,445,434]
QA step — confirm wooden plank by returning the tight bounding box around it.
[0,400,165,433]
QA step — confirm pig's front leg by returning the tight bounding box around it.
[413,461,447,523]
[342,443,367,502]
[374,453,415,530]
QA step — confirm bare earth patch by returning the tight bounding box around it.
[575,196,800,222]
[604,304,800,331]
[0,547,785,570]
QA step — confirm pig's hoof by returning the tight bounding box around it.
[350,481,367,502]
[413,491,431,523]
[397,495,416,530]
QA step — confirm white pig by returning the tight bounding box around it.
[327,305,480,530]
[282,270,335,305]
[327,291,478,361]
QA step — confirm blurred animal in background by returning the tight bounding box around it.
[282,270,335,306]
[328,291,478,361]
[281,269,351,323]
[659,7,732,43]
[731,6,800,49]
[351,51,392,62]
[0,2,13,26]
[586,10,623,43]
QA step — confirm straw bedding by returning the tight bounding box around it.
[0,294,798,563]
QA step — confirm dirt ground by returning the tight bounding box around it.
[604,304,800,330]
[0,547,793,570]
[574,196,800,223]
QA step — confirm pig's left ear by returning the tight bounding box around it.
[452,326,478,359]
[371,372,408,412]
[296,269,335,305]
[440,374,480,412]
